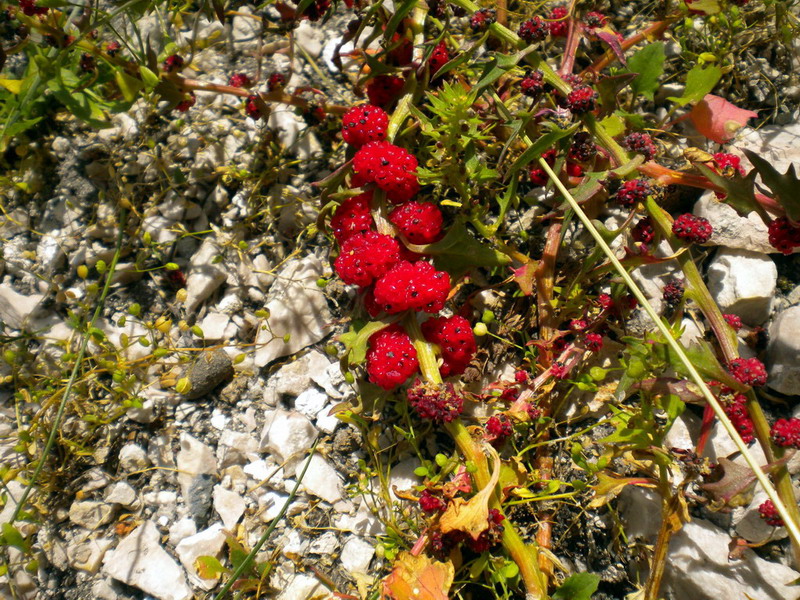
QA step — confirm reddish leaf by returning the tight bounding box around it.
[689,94,757,144]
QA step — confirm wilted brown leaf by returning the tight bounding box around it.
[382,552,454,600]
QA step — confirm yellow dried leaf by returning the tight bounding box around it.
[440,446,501,540]
[381,552,454,600]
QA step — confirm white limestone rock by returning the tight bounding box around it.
[175,523,227,590]
[184,239,227,313]
[300,454,343,504]
[176,433,217,498]
[340,537,375,575]
[693,191,776,253]
[103,521,192,600]
[69,501,116,530]
[260,409,317,463]
[213,485,246,530]
[707,248,777,325]
[118,444,150,473]
[767,305,800,395]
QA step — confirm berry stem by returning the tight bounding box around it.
[403,314,442,385]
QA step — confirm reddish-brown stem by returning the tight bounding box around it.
[535,222,562,341]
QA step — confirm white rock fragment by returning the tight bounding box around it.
[767,305,800,394]
[175,523,227,590]
[184,239,227,313]
[340,537,375,575]
[176,433,217,498]
[387,458,423,502]
[199,312,231,341]
[707,248,777,325]
[295,388,329,419]
[69,501,116,530]
[119,444,150,473]
[168,517,197,548]
[254,256,332,367]
[0,286,45,330]
[260,409,318,463]
[694,192,775,253]
[217,429,259,468]
[276,574,325,600]
[258,490,290,522]
[300,455,343,504]
[309,531,340,555]
[335,501,383,536]
[295,21,324,58]
[103,521,192,600]
[68,538,114,573]
[105,482,138,507]
[282,529,309,557]
[213,485,246,530]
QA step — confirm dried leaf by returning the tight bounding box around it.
[689,94,758,144]
[382,552,454,600]
[440,446,501,540]
[588,471,656,508]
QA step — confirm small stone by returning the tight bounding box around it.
[77,468,113,493]
[217,430,259,468]
[213,485,246,530]
[69,501,116,530]
[175,523,227,590]
[176,433,217,499]
[181,348,234,400]
[199,312,231,341]
[767,305,800,394]
[0,285,45,330]
[184,239,227,313]
[260,409,318,463]
[694,192,775,253]
[68,538,114,573]
[258,490,290,522]
[105,482,137,507]
[118,444,150,472]
[707,248,777,325]
[281,529,309,557]
[340,537,375,575]
[295,21,324,58]
[103,521,192,600]
[277,574,325,600]
[188,474,217,529]
[309,531,340,555]
[387,458,423,502]
[300,455,343,504]
[294,388,328,419]
[168,517,198,547]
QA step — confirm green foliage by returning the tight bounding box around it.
[553,573,601,600]
[667,64,722,107]
[625,42,666,101]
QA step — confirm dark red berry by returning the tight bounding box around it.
[585,333,603,352]
[389,201,443,244]
[567,132,597,163]
[175,92,196,112]
[366,75,405,107]
[770,418,800,449]
[407,380,463,423]
[428,41,450,76]
[352,141,419,203]
[662,279,684,306]
[469,8,496,31]
[768,217,800,255]
[366,325,419,390]
[485,415,513,445]
[267,72,286,92]
[728,357,768,387]
[583,11,608,29]
[419,490,445,513]
[520,70,545,98]
[518,17,548,43]
[245,94,262,119]
[548,7,569,37]
[228,73,252,88]
[422,315,477,376]
[758,500,784,527]
[723,314,743,331]
[614,179,651,207]
[632,217,655,244]
[341,104,389,148]
[79,53,95,73]
[565,85,598,114]
[163,54,184,73]
[672,213,713,244]
[622,132,657,161]
[529,148,557,186]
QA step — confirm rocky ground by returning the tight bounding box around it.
[1,2,800,600]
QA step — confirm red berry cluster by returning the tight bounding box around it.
[341,104,389,148]
[335,231,401,287]
[768,217,800,255]
[565,85,598,114]
[419,489,446,513]
[721,389,755,444]
[469,8,496,31]
[713,152,746,177]
[163,54,184,73]
[467,509,506,553]
[723,313,743,331]
[548,7,569,37]
[352,140,419,202]
[583,11,608,29]
[244,95,262,119]
[228,73,252,88]
[614,179,651,207]
[568,132,597,164]
[758,500,784,527]
[622,132,657,161]
[518,17,548,43]
[407,380,464,423]
[485,415,513,446]
[330,192,374,243]
[770,417,800,449]
[428,41,450,76]
[672,214,713,244]
[373,261,450,314]
[422,315,477,376]
[631,217,655,244]
[390,201,444,244]
[585,333,603,352]
[176,92,196,113]
[19,0,48,16]
[267,72,286,92]
[366,325,420,390]
[520,70,545,98]
[662,279,684,307]
[727,357,768,387]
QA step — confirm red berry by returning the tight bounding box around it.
[228,73,252,88]
[341,104,389,148]
[299,0,331,21]
[334,231,401,287]
[387,33,413,66]
[485,415,513,444]
[373,261,449,314]
[163,54,184,73]
[331,192,374,243]
[366,75,405,107]
[366,325,419,389]
[105,41,121,56]
[614,179,651,207]
[352,141,419,203]
[19,0,47,16]
[422,315,477,376]
[419,490,445,513]
[597,293,613,311]
[632,217,655,244]
[662,279,684,306]
[713,152,746,177]
[728,357,768,387]
[758,500,784,527]
[514,369,529,383]
[770,418,800,449]
[567,132,597,163]
[551,361,569,380]
[721,388,755,444]
[519,17,548,43]
[529,148,557,186]
[175,92,196,112]
[570,319,588,331]
[520,70,545,98]
[389,201,443,244]
[548,7,569,37]
[585,333,603,352]
[565,86,598,114]
[768,217,800,255]
[428,41,450,76]
[723,314,743,331]
[566,162,584,177]
[466,509,505,553]
[469,8,496,31]
[267,72,286,92]
[407,380,463,423]
[244,94,262,119]
[672,213,713,244]
[623,132,657,161]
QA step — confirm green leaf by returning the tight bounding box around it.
[338,320,394,366]
[412,220,510,275]
[599,114,625,137]
[115,70,144,103]
[505,125,578,181]
[742,149,800,222]
[625,42,666,101]
[667,64,722,107]
[553,573,600,600]
[139,66,160,89]
[2,523,29,553]
[694,164,762,218]
[474,45,541,95]
[195,555,230,579]
[596,73,637,115]
[0,79,23,94]
[384,0,418,46]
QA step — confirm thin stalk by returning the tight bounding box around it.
[538,156,800,552]
[212,437,320,600]
[8,208,127,524]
